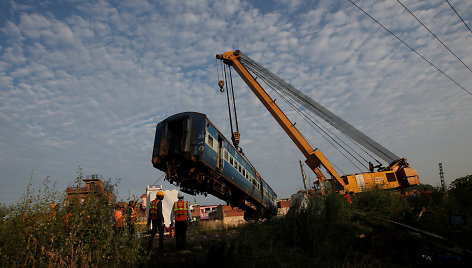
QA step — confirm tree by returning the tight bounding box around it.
[449,175,472,193]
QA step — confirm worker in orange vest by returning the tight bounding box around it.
[147,190,165,250]
[170,192,192,250]
[344,191,353,204]
[114,205,125,232]
[127,201,137,234]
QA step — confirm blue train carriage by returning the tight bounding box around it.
[152,112,277,216]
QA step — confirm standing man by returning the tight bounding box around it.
[343,191,353,204]
[147,190,165,250]
[127,201,137,234]
[114,204,124,233]
[171,192,192,250]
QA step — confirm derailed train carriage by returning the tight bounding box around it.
[152,112,277,217]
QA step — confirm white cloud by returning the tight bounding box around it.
[0,0,471,205]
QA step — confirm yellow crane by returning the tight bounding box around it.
[216,50,420,193]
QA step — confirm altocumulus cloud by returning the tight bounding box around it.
[0,0,471,204]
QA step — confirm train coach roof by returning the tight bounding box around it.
[160,111,207,122]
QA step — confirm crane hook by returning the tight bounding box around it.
[218,80,225,92]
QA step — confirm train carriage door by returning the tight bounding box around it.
[217,136,224,170]
[160,123,169,156]
[181,117,191,152]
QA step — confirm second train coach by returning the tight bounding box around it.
[152,112,277,216]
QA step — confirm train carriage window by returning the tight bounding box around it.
[208,135,214,148]
[238,165,242,173]
[224,150,229,161]
[229,157,233,165]
[242,169,246,176]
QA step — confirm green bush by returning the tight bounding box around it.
[210,179,472,266]
[352,188,409,221]
[0,175,146,267]
[212,193,362,267]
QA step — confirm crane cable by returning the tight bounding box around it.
[258,71,367,172]
[242,57,385,168]
[223,64,234,135]
[242,60,367,168]
[151,173,165,186]
[269,85,356,174]
[240,57,369,171]
[240,53,400,164]
[229,67,240,133]
[218,59,357,173]
[222,63,241,148]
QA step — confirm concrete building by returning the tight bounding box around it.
[189,205,218,221]
[140,194,147,209]
[277,198,291,217]
[208,205,245,227]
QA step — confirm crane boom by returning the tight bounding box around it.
[216,50,420,193]
[217,50,346,189]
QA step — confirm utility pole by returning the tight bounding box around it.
[438,163,445,189]
[299,159,308,192]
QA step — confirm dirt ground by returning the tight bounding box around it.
[144,229,236,267]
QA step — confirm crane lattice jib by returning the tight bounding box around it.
[237,52,400,164]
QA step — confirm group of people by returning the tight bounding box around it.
[147,190,192,251]
[112,190,191,250]
[114,201,138,233]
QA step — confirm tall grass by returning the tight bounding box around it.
[209,180,472,267]
[0,174,146,267]
[208,194,364,267]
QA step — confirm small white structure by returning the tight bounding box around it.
[146,185,178,228]
[289,191,310,214]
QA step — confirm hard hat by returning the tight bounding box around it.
[157,190,165,197]
[178,192,184,199]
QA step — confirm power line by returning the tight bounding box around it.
[396,0,472,74]
[445,0,472,35]
[347,0,472,96]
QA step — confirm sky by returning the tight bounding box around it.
[1,0,471,205]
